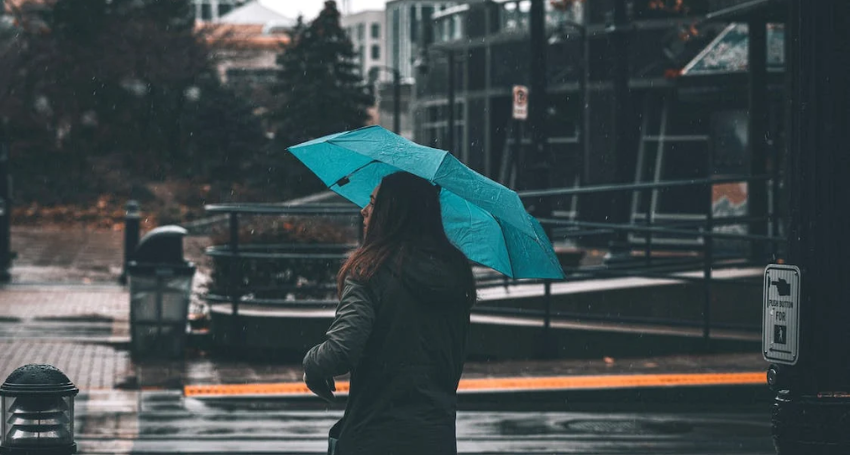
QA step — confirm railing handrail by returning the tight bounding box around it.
[204,203,360,216]
[539,218,784,243]
[518,174,771,198]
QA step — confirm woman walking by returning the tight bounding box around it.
[302,171,477,455]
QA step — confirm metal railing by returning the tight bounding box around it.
[202,173,783,353]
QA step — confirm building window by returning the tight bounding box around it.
[392,8,400,70]
[410,5,419,42]
[371,45,381,60]
[357,24,365,41]
[371,23,381,39]
[359,45,365,75]
[201,3,213,20]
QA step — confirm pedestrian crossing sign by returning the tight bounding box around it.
[763,264,801,365]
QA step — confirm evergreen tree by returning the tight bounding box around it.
[0,0,268,204]
[273,1,374,147]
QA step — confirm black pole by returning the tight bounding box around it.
[748,17,768,263]
[604,0,634,264]
[446,51,455,154]
[0,121,10,283]
[120,200,141,285]
[580,26,590,186]
[771,0,850,451]
[513,121,523,190]
[392,69,401,135]
[229,212,241,344]
[528,0,551,216]
[703,149,714,351]
[543,279,553,358]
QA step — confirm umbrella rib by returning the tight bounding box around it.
[332,159,380,188]
[497,217,517,279]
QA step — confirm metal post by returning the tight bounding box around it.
[229,212,241,344]
[120,201,140,285]
[605,0,634,264]
[542,279,553,358]
[748,18,768,263]
[529,0,551,222]
[580,25,590,185]
[644,188,652,265]
[513,121,523,190]
[447,51,455,154]
[703,149,714,350]
[392,69,401,135]
[0,122,10,283]
[771,1,850,451]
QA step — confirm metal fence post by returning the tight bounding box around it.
[120,201,140,285]
[0,125,11,283]
[542,279,553,358]
[703,150,715,351]
[229,212,241,344]
[643,187,652,265]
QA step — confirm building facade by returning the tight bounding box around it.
[385,0,462,83]
[412,0,784,248]
[342,10,387,81]
[192,0,249,22]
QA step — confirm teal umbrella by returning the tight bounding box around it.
[287,125,564,279]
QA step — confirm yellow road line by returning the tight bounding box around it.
[184,372,765,397]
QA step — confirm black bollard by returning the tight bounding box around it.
[120,200,141,285]
[0,364,79,455]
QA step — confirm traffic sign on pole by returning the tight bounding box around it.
[512,85,528,121]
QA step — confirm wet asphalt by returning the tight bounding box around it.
[74,390,775,454]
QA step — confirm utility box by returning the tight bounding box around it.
[127,226,195,359]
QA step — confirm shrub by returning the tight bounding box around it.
[206,214,359,303]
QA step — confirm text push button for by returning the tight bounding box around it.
[763,264,801,365]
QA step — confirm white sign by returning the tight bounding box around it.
[512,85,528,121]
[763,264,801,365]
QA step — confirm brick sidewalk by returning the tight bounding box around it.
[0,341,132,390]
[0,287,129,320]
[9,227,213,284]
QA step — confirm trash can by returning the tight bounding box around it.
[127,226,196,359]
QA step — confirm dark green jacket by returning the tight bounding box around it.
[303,244,474,455]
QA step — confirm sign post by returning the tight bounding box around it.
[512,85,528,121]
[763,264,801,365]
[511,85,528,190]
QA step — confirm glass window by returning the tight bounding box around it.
[392,8,400,69]
[422,6,434,43]
[201,3,212,21]
[371,23,380,39]
[371,45,380,60]
[357,24,365,41]
[410,6,419,42]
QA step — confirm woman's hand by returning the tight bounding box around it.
[303,373,336,403]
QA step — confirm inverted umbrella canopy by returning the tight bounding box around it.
[287,125,564,279]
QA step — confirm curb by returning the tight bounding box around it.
[183,371,772,409]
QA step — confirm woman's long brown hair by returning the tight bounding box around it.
[337,172,475,306]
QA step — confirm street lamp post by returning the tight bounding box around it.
[369,66,402,134]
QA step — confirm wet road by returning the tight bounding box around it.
[75,391,775,454]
